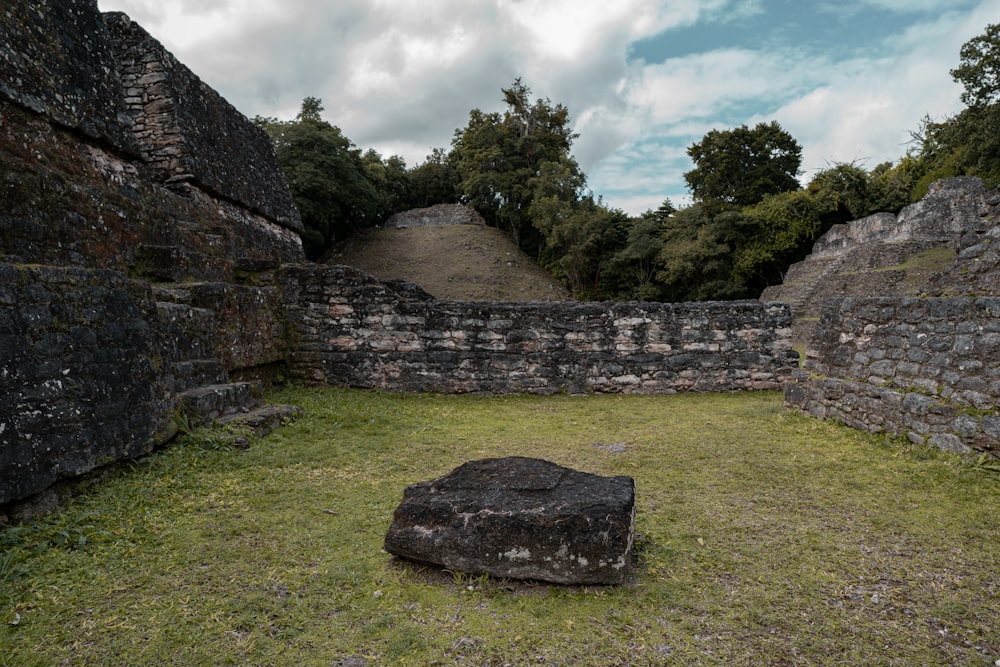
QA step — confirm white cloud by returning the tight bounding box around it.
[772,5,992,184]
[98,0,1000,214]
[624,47,818,125]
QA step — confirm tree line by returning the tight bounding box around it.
[255,23,1000,302]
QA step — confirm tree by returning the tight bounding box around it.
[607,201,674,300]
[256,98,382,259]
[951,23,1000,108]
[408,147,461,208]
[532,194,629,299]
[867,158,924,213]
[807,163,871,221]
[654,204,746,302]
[905,24,1000,194]
[451,79,582,255]
[361,149,412,220]
[735,189,831,290]
[528,158,628,298]
[684,121,802,209]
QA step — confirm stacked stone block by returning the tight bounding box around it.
[283,265,798,395]
[0,264,168,505]
[0,0,304,512]
[0,0,139,153]
[104,12,302,233]
[786,297,1000,455]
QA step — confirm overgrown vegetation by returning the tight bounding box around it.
[255,24,1000,301]
[2,388,997,666]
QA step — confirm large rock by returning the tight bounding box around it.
[384,457,635,585]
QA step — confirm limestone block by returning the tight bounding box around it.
[384,457,635,585]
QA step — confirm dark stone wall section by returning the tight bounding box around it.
[104,13,302,232]
[0,101,303,282]
[0,264,165,505]
[786,297,1000,456]
[0,0,139,154]
[282,265,798,394]
[0,0,304,512]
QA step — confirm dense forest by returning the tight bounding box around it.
[255,23,1000,302]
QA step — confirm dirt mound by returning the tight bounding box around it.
[325,224,572,302]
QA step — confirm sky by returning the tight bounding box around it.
[97,0,999,215]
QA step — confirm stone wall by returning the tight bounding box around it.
[760,177,993,345]
[282,265,798,394]
[0,99,303,282]
[0,0,304,511]
[0,0,138,154]
[781,178,1000,458]
[0,264,167,505]
[386,204,486,228]
[786,297,999,456]
[0,0,303,282]
[104,13,302,232]
[809,178,987,259]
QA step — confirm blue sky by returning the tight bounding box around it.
[99,0,999,215]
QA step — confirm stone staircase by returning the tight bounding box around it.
[760,178,993,347]
[762,240,955,346]
[762,254,847,344]
[152,282,301,442]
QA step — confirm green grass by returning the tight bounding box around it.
[2,388,998,666]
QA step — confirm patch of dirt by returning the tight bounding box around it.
[325,225,572,302]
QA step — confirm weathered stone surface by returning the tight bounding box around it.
[386,204,486,228]
[787,295,1000,457]
[0,265,168,505]
[282,264,799,394]
[104,13,302,232]
[0,0,139,153]
[760,177,992,344]
[0,0,304,514]
[384,457,635,585]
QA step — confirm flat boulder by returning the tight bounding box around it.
[383,457,635,585]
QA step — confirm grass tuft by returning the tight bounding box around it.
[1,388,998,666]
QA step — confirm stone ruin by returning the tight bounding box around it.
[1,0,305,515]
[2,0,995,521]
[0,0,798,518]
[385,203,486,228]
[771,178,1000,457]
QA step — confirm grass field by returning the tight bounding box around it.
[2,388,998,666]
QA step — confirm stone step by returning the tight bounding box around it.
[177,381,264,425]
[168,358,228,394]
[155,300,218,362]
[782,255,838,287]
[215,404,304,440]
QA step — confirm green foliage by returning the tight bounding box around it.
[531,181,629,299]
[256,99,387,259]
[951,22,1000,109]
[451,79,582,256]
[606,201,673,301]
[361,149,412,220]
[902,25,1000,195]
[922,105,1000,190]
[254,29,1000,298]
[806,162,874,223]
[868,157,925,213]
[649,156,923,300]
[735,188,829,288]
[407,147,461,208]
[654,204,749,301]
[684,121,802,209]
